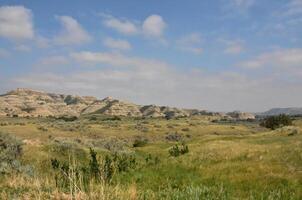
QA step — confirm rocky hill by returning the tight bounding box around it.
[0,88,256,119]
[260,107,302,116]
[0,88,191,118]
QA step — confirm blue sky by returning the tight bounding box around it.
[0,0,302,112]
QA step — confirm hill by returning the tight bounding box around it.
[0,88,256,120]
[260,107,302,116]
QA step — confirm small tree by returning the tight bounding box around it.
[260,114,292,130]
[89,148,100,180]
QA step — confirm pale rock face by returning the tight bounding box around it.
[0,88,91,117]
[226,111,255,120]
[140,105,165,118]
[101,101,143,117]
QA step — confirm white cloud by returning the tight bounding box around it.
[103,15,139,35]
[0,6,34,40]
[0,48,10,58]
[142,15,166,37]
[54,16,92,45]
[102,14,167,41]
[239,48,302,69]
[70,51,169,74]
[221,39,245,55]
[176,33,203,55]
[103,37,132,50]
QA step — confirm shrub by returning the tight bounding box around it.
[98,137,127,152]
[102,116,121,121]
[0,132,23,174]
[56,115,78,122]
[260,114,292,130]
[169,142,189,157]
[37,126,48,132]
[112,153,136,172]
[49,140,86,159]
[0,122,8,126]
[166,132,183,142]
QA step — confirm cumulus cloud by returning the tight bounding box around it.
[176,33,203,55]
[102,15,139,35]
[102,14,167,41]
[142,15,166,37]
[0,5,34,40]
[103,37,132,50]
[54,16,92,45]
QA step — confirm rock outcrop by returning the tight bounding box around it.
[226,111,255,120]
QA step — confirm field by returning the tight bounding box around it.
[0,115,301,199]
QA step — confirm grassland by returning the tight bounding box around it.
[0,115,301,199]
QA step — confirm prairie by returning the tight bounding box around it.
[0,115,301,199]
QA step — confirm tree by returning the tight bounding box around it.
[260,114,292,130]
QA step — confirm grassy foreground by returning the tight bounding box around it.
[0,115,301,199]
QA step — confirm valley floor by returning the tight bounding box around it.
[0,115,301,199]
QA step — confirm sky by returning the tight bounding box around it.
[0,0,301,112]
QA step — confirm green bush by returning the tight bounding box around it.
[169,142,189,157]
[112,153,136,172]
[260,114,292,130]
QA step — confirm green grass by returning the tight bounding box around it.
[0,115,301,199]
